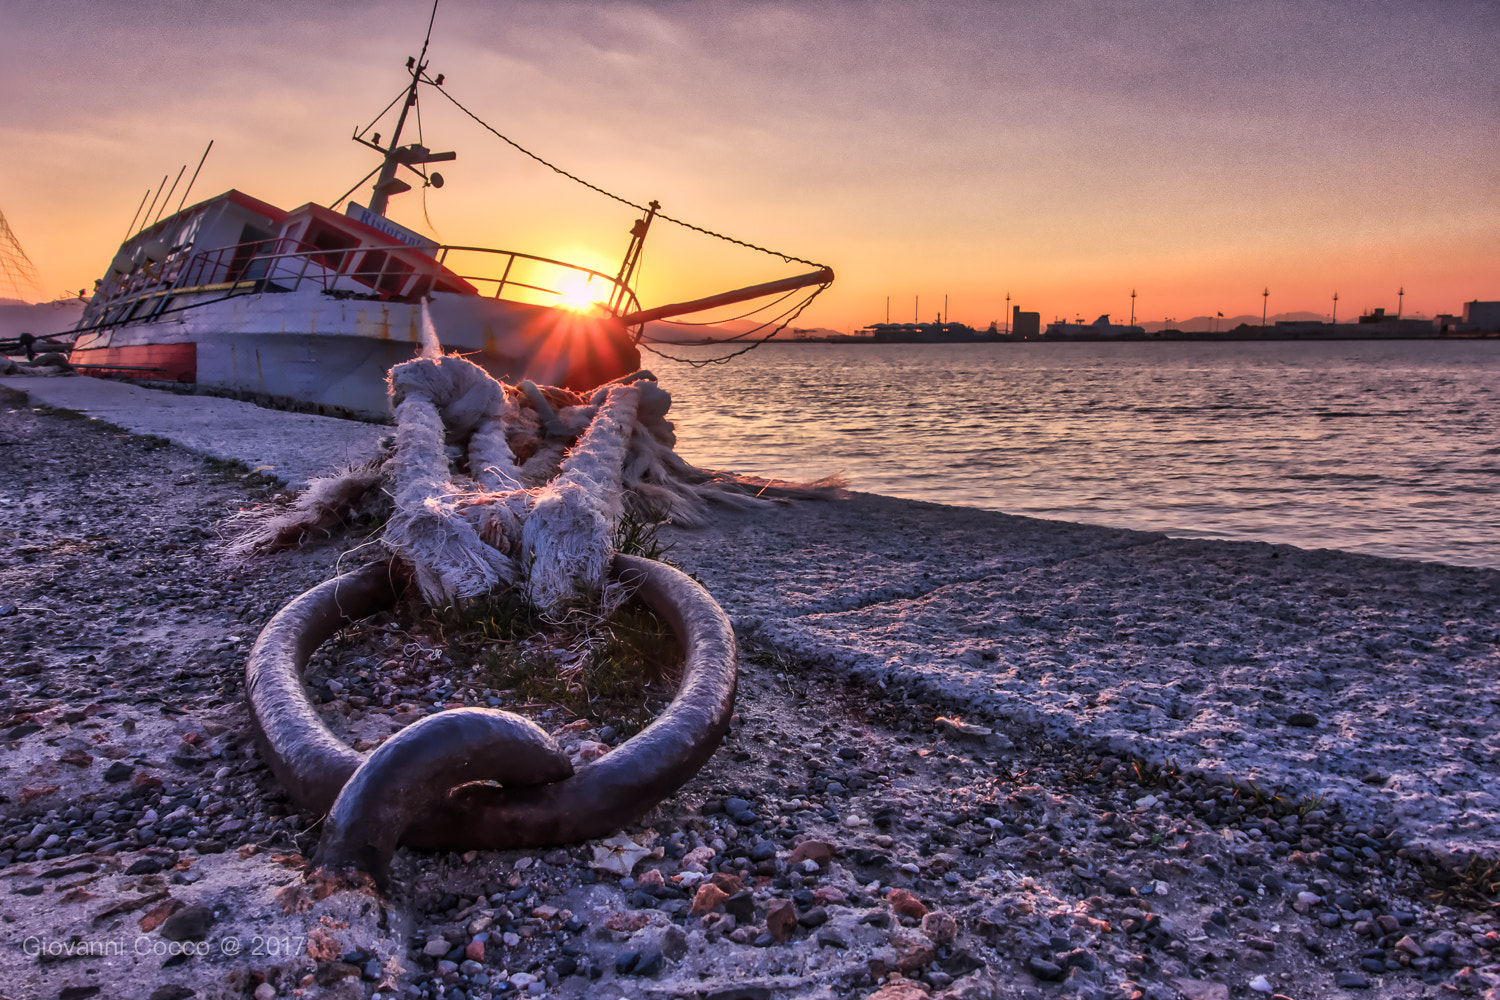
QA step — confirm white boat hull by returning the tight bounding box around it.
[70,288,638,420]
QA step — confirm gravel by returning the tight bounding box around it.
[1,390,1497,1000]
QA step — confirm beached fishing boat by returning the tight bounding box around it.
[67,18,830,421]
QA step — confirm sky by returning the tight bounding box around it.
[3,0,1498,331]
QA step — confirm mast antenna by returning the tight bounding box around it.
[176,140,215,215]
[358,0,455,216]
[153,164,188,226]
[122,188,151,242]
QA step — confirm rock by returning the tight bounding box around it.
[1248,974,1273,993]
[766,899,797,942]
[1287,713,1319,728]
[692,883,730,916]
[920,911,957,944]
[710,872,745,894]
[1171,979,1230,1000]
[788,840,834,869]
[888,887,928,920]
[889,929,937,972]
[798,906,829,928]
[1026,955,1064,981]
[817,928,849,949]
[138,899,186,933]
[103,761,134,783]
[632,923,688,962]
[724,890,756,924]
[253,985,277,1000]
[626,948,664,976]
[933,970,1001,1000]
[1395,935,1425,957]
[867,982,929,1000]
[147,987,195,1000]
[314,962,360,986]
[1334,972,1370,989]
[423,936,451,957]
[605,912,650,933]
[160,904,214,942]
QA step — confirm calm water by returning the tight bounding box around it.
[650,340,1500,569]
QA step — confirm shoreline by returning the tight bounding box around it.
[0,378,1497,999]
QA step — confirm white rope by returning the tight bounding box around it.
[232,354,845,612]
[522,384,639,610]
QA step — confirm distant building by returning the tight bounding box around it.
[1462,301,1500,330]
[1012,305,1040,339]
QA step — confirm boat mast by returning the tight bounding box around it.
[609,200,659,314]
[360,52,456,218]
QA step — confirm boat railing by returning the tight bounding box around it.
[431,246,640,317]
[86,237,639,321]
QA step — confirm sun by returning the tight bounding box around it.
[557,275,608,313]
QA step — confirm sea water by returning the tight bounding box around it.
[650,339,1500,569]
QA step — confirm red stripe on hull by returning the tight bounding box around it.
[69,342,196,383]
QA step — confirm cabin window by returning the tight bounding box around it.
[226,223,276,282]
[303,224,359,272]
[377,257,413,296]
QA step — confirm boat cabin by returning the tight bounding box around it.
[82,190,473,332]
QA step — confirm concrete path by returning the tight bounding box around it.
[0,374,385,489]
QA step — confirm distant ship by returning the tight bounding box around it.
[1043,314,1145,340]
[859,321,1001,343]
[66,16,830,420]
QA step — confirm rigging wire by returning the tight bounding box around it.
[414,86,441,238]
[650,285,806,328]
[638,282,828,367]
[329,164,384,213]
[355,90,407,141]
[426,80,827,271]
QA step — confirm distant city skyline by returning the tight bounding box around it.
[3,0,1496,330]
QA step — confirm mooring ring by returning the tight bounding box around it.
[244,554,737,883]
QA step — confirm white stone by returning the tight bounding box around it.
[590,833,652,876]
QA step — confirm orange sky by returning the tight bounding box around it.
[4,0,1497,329]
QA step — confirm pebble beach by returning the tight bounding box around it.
[1,374,1497,1000]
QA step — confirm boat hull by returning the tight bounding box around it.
[69,288,638,420]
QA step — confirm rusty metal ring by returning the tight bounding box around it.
[244,554,737,886]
